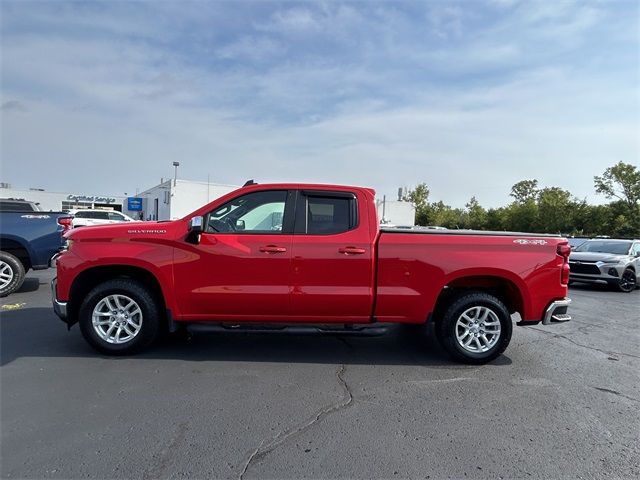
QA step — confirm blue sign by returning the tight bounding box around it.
[127,197,143,211]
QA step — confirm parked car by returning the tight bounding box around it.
[0,198,43,212]
[52,182,571,363]
[569,239,640,292]
[69,209,135,228]
[0,210,72,296]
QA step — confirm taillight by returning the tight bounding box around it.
[557,242,570,284]
[58,216,73,234]
[557,243,571,259]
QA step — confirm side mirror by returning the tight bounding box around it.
[188,216,204,234]
[187,216,204,244]
[235,219,246,231]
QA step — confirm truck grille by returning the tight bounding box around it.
[569,262,600,275]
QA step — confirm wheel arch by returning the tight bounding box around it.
[67,265,167,327]
[0,236,33,271]
[431,273,527,323]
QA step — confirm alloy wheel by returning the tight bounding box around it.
[0,261,14,290]
[455,306,502,353]
[92,294,143,344]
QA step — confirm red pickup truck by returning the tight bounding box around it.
[52,182,571,363]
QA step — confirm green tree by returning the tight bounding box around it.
[485,207,506,231]
[536,187,573,233]
[429,201,464,228]
[403,183,430,226]
[594,161,640,235]
[505,180,539,231]
[510,179,539,203]
[465,196,487,230]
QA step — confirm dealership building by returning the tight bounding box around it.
[0,179,239,221]
[0,183,133,214]
[1,179,416,225]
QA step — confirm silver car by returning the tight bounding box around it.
[569,239,640,292]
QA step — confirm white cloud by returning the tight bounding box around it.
[1,1,638,208]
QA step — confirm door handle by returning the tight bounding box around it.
[259,245,287,253]
[338,246,366,255]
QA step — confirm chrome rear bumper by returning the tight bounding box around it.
[542,298,571,325]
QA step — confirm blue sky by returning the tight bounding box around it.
[1,0,638,207]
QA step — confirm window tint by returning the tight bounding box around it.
[306,196,356,234]
[94,211,110,220]
[206,190,287,233]
[574,240,632,255]
[0,201,33,212]
[108,212,124,221]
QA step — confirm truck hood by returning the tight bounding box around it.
[65,221,178,241]
[569,251,628,263]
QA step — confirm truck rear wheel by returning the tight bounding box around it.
[0,251,26,297]
[436,292,512,364]
[78,279,161,355]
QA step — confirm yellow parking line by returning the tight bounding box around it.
[1,303,26,310]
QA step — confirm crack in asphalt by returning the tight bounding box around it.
[527,327,640,360]
[593,386,640,404]
[238,364,354,480]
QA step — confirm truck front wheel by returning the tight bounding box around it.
[436,292,512,364]
[78,279,161,355]
[0,251,26,297]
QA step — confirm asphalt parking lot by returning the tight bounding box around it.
[1,269,638,479]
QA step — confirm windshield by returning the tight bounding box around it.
[574,240,632,255]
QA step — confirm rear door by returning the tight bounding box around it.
[290,190,374,322]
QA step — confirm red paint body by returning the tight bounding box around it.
[55,183,568,326]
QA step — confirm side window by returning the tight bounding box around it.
[108,212,124,221]
[304,195,357,235]
[94,211,110,220]
[205,190,287,234]
[74,211,87,218]
[632,243,640,256]
[0,201,32,212]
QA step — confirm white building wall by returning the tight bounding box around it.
[137,181,172,221]
[169,180,237,220]
[137,180,238,221]
[376,199,416,226]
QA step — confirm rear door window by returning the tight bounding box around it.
[296,192,358,234]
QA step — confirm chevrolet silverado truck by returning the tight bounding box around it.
[1,209,72,296]
[52,183,571,363]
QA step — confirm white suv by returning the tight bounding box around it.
[69,209,135,228]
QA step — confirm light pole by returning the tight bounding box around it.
[172,161,180,186]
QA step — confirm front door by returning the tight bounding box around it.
[174,189,295,320]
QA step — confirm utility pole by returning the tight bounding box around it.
[173,162,180,187]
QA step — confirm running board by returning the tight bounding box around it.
[186,323,390,336]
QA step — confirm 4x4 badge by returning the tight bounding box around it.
[513,239,548,246]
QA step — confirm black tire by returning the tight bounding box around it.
[617,269,637,293]
[0,251,26,297]
[435,291,513,364]
[79,279,161,355]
